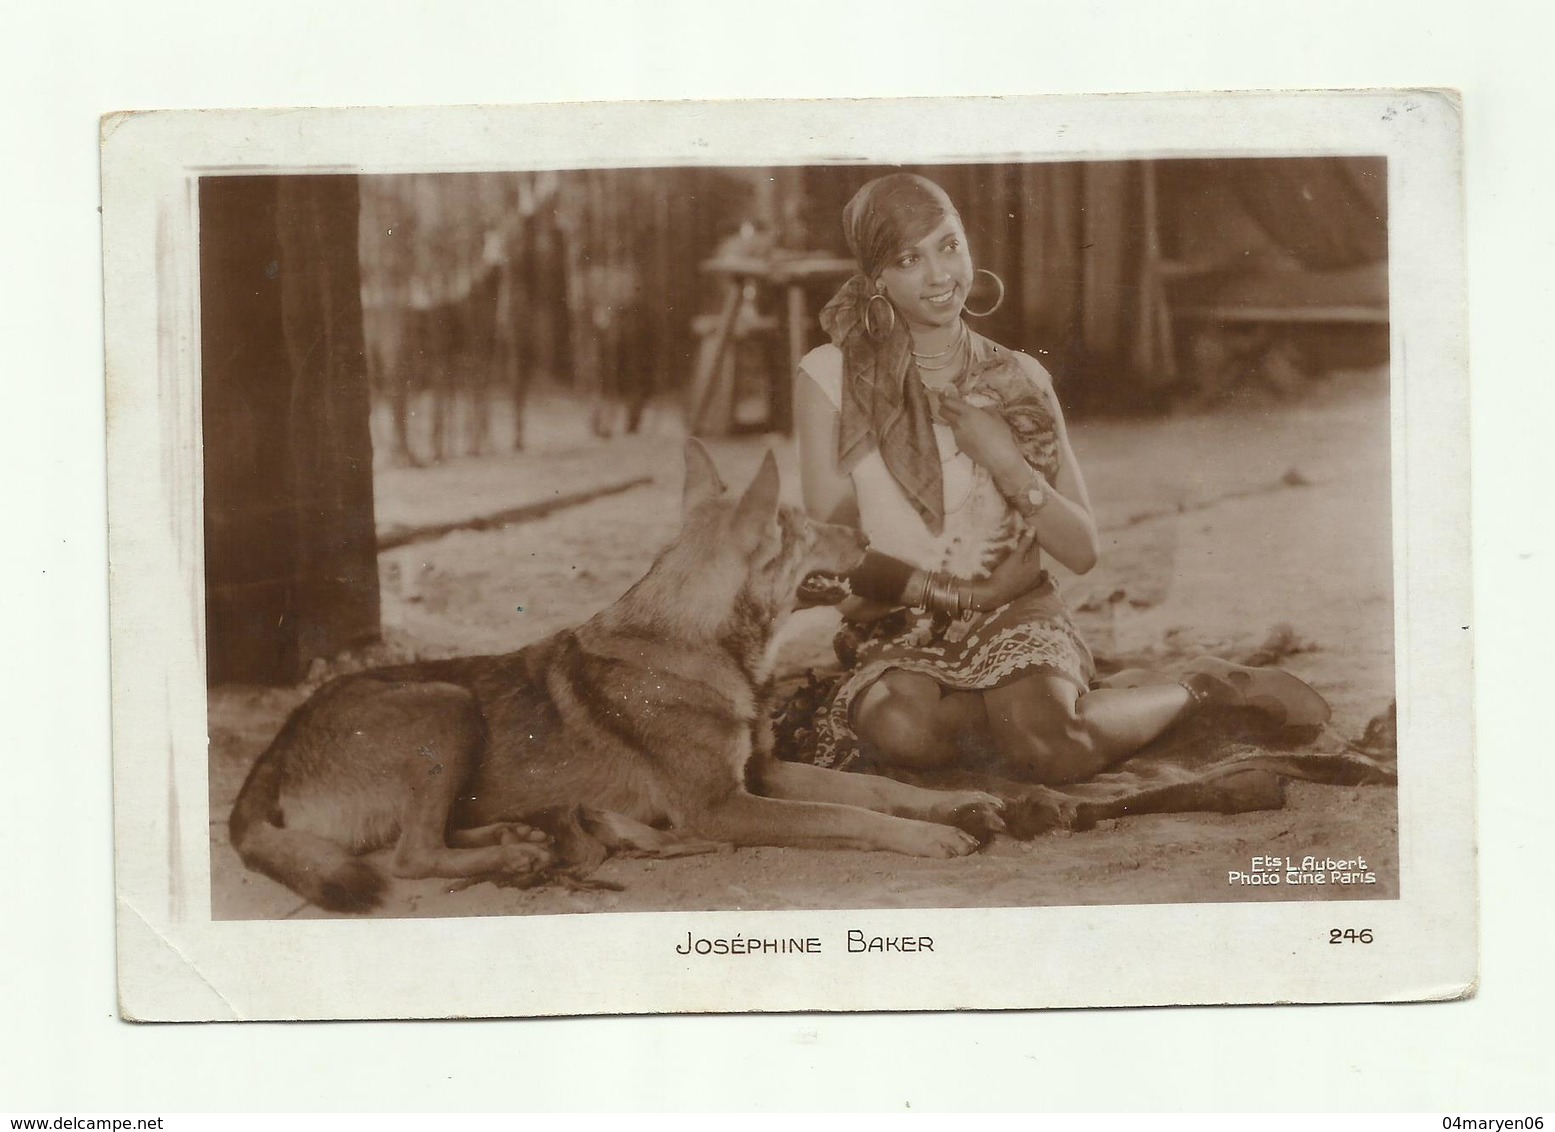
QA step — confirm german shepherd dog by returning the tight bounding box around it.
[229,441,1003,912]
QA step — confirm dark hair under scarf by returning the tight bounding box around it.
[819,174,963,534]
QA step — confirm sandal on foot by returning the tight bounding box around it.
[1183,656,1332,728]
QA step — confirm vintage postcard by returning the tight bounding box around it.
[102,92,1474,1021]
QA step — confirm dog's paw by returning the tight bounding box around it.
[450,842,561,894]
[898,822,982,859]
[450,821,553,850]
[926,789,1002,817]
[494,823,550,846]
[497,842,554,877]
[919,791,1005,841]
[998,790,1078,839]
[944,798,1006,842]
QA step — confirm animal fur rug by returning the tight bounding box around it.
[771,627,1397,840]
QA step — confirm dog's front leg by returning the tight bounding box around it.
[692,792,982,858]
[756,759,1004,839]
[386,683,554,885]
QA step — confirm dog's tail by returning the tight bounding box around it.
[228,746,385,914]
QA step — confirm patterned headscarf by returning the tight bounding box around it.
[819,174,962,535]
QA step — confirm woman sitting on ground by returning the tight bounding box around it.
[788,172,1329,784]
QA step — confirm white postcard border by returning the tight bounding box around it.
[102,91,1474,1021]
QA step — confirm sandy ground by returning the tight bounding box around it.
[208,370,1397,919]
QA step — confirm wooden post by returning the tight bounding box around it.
[201,174,380,685]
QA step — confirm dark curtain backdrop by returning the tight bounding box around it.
[1224,157,1387,271]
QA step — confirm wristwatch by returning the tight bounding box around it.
[1010,468,1049,518]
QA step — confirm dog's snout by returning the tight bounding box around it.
[809,518,870,573]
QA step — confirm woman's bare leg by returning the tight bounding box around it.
[852,670,987,770]
[1092,666,1176,690]
[983,673,1193,785]
[853,667,1192,780]
[851,658,1327,783]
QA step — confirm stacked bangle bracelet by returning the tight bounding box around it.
[909,570,972,617]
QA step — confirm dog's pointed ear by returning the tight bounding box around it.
[683,438,727,518]
[731,448,781,536]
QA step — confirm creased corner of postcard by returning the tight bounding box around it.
[117,897,241,1023]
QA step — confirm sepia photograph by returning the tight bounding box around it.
[204,156,1398,921]
[102,93,1472,1020]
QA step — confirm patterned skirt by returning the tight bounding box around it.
[774,573,1096,770]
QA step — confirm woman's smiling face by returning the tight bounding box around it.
[876,214,974,332]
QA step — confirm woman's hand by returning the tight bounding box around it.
[966,528,1045,612]
[838,595,897,623]
[938,396,1027,482]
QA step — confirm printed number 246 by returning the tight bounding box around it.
[1329,928,1373,944]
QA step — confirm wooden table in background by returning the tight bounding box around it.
[687,251,855,436]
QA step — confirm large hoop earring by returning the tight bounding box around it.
[863,289,897,338]
[964,268,1006,318]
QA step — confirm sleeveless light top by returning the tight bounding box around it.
[784,338,1094,770]
[799,341,1028,581]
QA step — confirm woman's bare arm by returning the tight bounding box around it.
[992,451,1099,576]
[940,360,1100,575]
[793,367,859,526]
[794,368,895,619]
[1037,367,1099,558]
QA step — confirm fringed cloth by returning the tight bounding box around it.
[777,585,1095,771]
